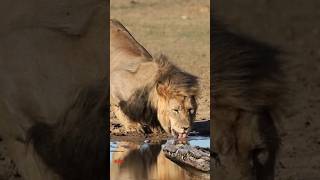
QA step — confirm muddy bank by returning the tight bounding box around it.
[110,118,210,138]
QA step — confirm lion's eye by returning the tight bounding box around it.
[172,109,179,113]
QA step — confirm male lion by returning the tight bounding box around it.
[110,19,199,137]
[0,1,107,180]
[212,19,284,180]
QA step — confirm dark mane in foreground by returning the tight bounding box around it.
[213,19,284,112]
[211,19,284,180]
[27,78,108,180]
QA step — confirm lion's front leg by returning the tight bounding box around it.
[5,139,60,180]
[111,105,144,134]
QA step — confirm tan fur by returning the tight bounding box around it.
[212,19,283,180]
[110,19,199,135]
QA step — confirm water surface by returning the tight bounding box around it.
[110,136,210,180]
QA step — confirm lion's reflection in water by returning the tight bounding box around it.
[110,140,209,180]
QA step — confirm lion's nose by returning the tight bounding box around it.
[183,127,189,132]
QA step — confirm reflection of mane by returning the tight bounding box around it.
[120,144,161,174]
[111,143,161,180]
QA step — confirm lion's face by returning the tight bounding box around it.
[212,108,279,180]
[157,95,197,138]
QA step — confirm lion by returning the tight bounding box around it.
[0,2,107,180]
[211,19,284,180]
[110,19,199,137]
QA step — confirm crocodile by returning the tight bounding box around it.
[162,140,220,172]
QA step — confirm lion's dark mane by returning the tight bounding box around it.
[213,19,284,112]
[27,78,108,180]
[211,18,284,180]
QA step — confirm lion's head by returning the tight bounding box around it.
[149,55,199,138]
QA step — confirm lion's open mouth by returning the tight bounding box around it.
[171,128,188,139]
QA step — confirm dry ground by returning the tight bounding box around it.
[216,0,320,179]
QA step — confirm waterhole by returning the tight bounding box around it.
[110,136,210,180]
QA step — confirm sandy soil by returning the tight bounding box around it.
[215,1,320,179]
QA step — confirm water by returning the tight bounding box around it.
[110,136,210,180]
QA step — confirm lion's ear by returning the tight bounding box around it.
[156,82,170,98]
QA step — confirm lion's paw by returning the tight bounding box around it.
[124,123,145,134]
